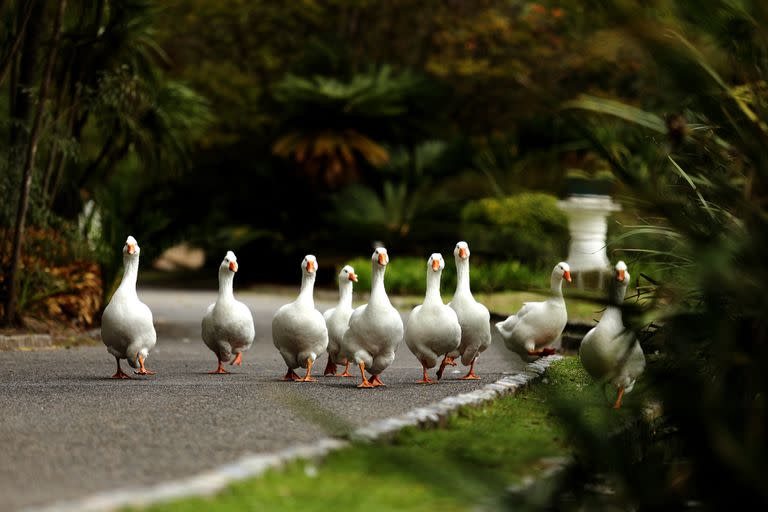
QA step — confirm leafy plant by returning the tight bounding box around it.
[461,193,569,267]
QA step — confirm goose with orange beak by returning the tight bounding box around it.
[339,247,404,388]
[101,236,157,378]
[443,241,492,380]
[201,251,255,374]
[495,261,571,360]
[272,255,329,382]
[404,254,461,383]
[579,261,645,409]
[322,265,358,377]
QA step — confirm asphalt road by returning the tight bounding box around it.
[0,288,526,511]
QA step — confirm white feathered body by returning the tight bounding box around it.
[273,299,328,370]
[580,307,645,393]
[495,298,567,358]
[324,304,353,365]
[202,296,255,363]
[341,297,403,375]
[448,293,492,365]
[405,301,461,368]
[101,267,156,368]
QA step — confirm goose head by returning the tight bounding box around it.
[454,241,470,261]
[554,262,572,283]
[123,236,140,259]
[339,265,358,284]
[221,250,238,274]
[615,260,628,283]
[373,247,389,268]
[429,253,445,273]
[302,254,318,276]
[612,261,631,303]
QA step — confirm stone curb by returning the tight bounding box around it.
[24,355,562,512]
[0,333,53,351]
[351,355,562,442]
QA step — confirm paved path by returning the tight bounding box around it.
[0,288,525,511]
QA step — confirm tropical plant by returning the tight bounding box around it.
[272,67,441,186]
[330,140,470,250]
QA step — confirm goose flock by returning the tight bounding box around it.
[101,236,645,407]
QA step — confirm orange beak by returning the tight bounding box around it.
[127,244,136,255]
[458,247,468,259]
[348,272,358,282]
[378,253,388,266]
[229,261,238,272]
[563,270,572,283]
[431,259,441,271]
[306,260,315,272]
[617,269,625,282]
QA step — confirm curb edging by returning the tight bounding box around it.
[0,333,53,351]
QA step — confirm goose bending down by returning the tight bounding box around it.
[322,265,358,377]
[404,254,461,383]
[201,251,255,374]
[495,262,572,359]
[101,236,157,378]
[441,241,492,380]
[579,261,645,409]
[272,255,329,382]
[340,247,404,388]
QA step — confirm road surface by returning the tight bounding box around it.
[0,288,525,511]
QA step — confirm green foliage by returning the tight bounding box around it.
[461,193,569,267]
[331,140,471,249]
[345,255,543,296]
[555,2,768,508]
[272,67,441,185]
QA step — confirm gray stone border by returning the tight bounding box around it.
[0,333,52,351]
[24,355,562,512]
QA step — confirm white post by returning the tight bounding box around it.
[557,195,621,288]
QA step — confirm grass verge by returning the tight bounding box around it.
[141,358,635,512]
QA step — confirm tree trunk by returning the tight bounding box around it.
[3,0,67,326]
[0,0,35,87]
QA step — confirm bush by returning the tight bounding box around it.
[461,192,568,267]
[345,255,545,296]
[0,228,102,329]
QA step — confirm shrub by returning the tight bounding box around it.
[344,255,545,296]
[461,192,569,267]
[0,228,102,329]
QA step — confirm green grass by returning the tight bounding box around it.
[140,358,633,512]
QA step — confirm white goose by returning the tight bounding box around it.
[101,236,157,378]
[201,251,255,374]
[442,241,492,380]
[404,253,461,383]
[322,265,358,377]
[579,261,645,409]
[495,262,572,359]
[272,255,329,382]
[340,247,404,388]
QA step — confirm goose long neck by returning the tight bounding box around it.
[338,280,353,308]
[550,272,564,299]
[455,258,471,296]
[425,270,443,305]
[117,255,139,297]
[298,272,316,306]
[218,269,234,299]
[370,264,388,306]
